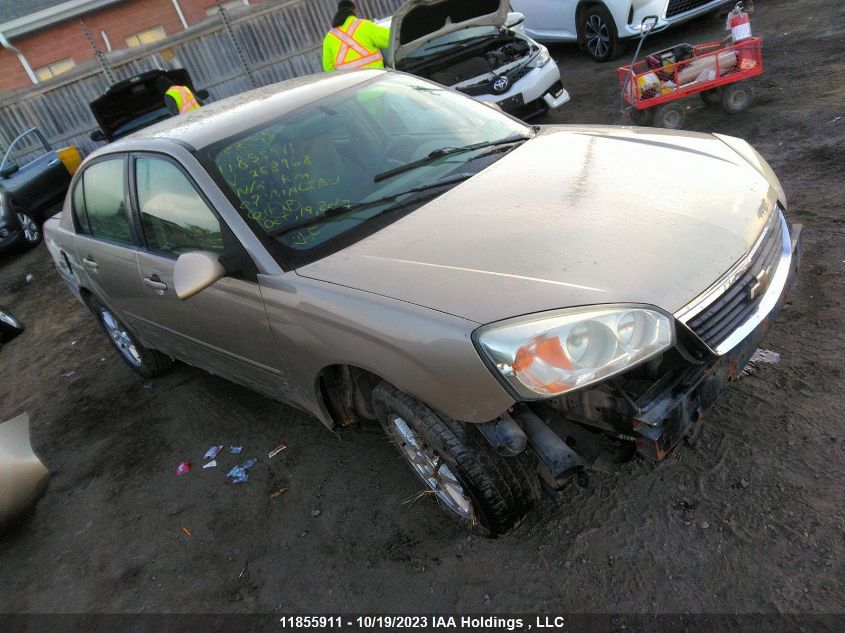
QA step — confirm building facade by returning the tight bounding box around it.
[0,0,269,93]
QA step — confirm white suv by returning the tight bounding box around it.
[511,0,732,61]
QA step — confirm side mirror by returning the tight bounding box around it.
[90,129,106,142]
[0,162,19,178]
[505,12,525,29]
[196,89,210,100]
[173,251,226,299]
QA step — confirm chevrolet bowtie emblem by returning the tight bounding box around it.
[748,265,773,301]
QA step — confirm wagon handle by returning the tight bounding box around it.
[620,15,659,114]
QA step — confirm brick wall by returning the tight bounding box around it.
[0,0,271,93]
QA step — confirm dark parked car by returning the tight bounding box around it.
[0,128,80,253]
[89,68,209,143]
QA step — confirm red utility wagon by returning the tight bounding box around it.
[618,6,762,129]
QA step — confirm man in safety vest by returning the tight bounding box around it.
[156,76,203,116]
[322,0,390,72]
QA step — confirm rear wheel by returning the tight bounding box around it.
[87,297,172,378]
[16,212,41,248]
[373,382,540,537]
[720,81,754,113]
[654,102,686,129]
[581,5,624,62]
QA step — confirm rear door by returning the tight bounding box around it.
[71,156,147,316]
[127,153,290,400]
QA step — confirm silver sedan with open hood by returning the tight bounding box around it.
[44,70,801,536]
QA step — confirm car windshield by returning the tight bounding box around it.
[198,73,530,268]
[407,26,500,58]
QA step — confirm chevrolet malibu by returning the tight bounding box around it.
[45,70,800,536]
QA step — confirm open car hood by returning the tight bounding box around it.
[89,68,196,142]
[390,0,509,65]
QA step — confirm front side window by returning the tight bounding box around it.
[135,157,225,256]
[76,159,132,245]
[198,73,530,268]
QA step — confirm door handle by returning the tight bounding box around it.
[82,256,98,270]
[144,274,167,293]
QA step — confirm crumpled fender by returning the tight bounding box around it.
[0,413,49,532]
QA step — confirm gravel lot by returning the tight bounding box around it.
[1,0,842,623]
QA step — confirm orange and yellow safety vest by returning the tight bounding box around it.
[165,85,201,114]
[322,16,389,72]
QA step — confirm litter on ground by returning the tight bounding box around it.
[268,442,287,459]
[182,527,192,537]
[230,446,243,454]
[226,457,257,484]
[176,461,192,476]
[750,348,781,364]
[271,488,288,498]
[204,445,223,460]
[203,460,217,469]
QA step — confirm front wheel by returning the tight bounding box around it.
[721,81,754,113]
[88,297,172,378]
[16,212,42,248]
[373,382,541,537]
[582,5,624,62]
[654,102,686,129]
[629,107,655,126]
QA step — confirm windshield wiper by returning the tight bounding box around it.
[270,172,474,239]
[373,133,531,183]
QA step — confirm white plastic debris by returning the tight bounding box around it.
[25,273,34,284]
[203,460,217,469]
[750,348,781,364]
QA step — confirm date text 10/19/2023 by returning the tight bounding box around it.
[278,616,571,630]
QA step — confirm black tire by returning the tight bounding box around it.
[629,107,655,126]
[373,382,541,537]
[653,102,686,129]
[16,211,42,248]
[581,4,624,62]
[700,88,721,106]
[720,81,754,114]
[86,296,172,378]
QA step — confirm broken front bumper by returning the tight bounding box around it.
[633,222,802,459]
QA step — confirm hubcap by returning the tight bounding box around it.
[101,309,142,367]
[387,414,473,520]
[585,14,610,58]
[16,213,40,243]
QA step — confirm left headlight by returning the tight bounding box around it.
[474,306,675,399]
[530,46,552,68]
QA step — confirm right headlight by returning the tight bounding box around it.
[474,306,675,399]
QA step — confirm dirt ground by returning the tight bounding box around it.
[1,0,842,620]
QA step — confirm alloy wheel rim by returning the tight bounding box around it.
[585,15,610,58]
[16,213,39,243]
[388,414,473,520]
[101,309,142,367]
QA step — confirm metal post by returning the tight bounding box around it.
[80,19,116,84]
[216,1,258,89]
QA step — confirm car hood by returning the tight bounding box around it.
[390,0,509,65]
[297,126,781,325]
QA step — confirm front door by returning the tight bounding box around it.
[125,154,291,400]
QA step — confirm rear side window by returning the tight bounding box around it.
[75,159,132,245]
[135,157,225,256]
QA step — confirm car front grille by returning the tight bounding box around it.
[666,0,717,18]
[686,212,785,350]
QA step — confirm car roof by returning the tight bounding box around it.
[103,69,384,153]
